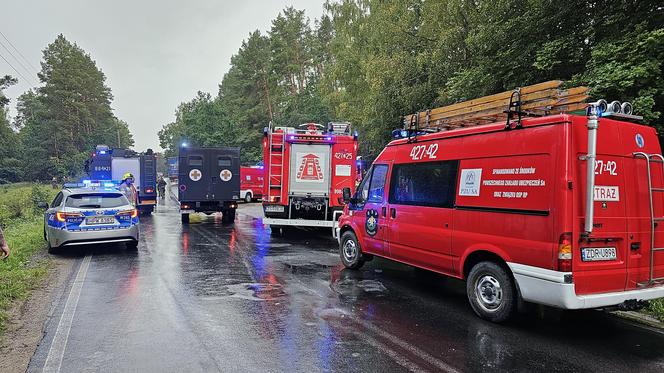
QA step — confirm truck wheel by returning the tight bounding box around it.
[466,261,517,323]
[245,193,252,203]
[181,213,190,224]
[339,231,365,270]
[222,209,236,224]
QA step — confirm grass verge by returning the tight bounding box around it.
[646,299,664,322]
[0,184,55,335]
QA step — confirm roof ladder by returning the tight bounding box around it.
[268,132,285,201]
[634,152,664,286]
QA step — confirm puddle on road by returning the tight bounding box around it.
[221,282,286,301]
[331,279,389,297]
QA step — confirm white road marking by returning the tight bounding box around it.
[43,255,92,373]
[358,332,428,373]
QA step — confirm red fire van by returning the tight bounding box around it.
[337,105,664,322]
[240,166,264,202]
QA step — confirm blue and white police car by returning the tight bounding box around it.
[41,182,139,253]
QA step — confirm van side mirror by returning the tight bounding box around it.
[342,187,352,203]
[37,202,49,209]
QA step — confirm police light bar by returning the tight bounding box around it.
[67,180,120,190]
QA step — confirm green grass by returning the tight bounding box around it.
[646,299,664,322]
[0,184,56,334]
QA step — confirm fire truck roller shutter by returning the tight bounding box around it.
[289,144,331,197]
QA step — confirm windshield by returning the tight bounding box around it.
[65,193,129,209]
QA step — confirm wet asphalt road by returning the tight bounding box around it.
[28,196,664,372]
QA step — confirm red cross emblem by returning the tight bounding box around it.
[189,169,202,181]
[220,169,232,182]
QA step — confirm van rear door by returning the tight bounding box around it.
[619,121,664,289]
[211,148,240,202]
[179,151,207,202]
[573,117,629,295]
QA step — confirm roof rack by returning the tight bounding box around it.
[403,80,590,132]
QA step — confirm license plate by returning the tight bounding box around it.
[581,247,617,262]
[86,216,116,225]
[265,205,285,213]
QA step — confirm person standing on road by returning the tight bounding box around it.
[157,176,167,200]
[119,172,138,207]
[0,225,9,260]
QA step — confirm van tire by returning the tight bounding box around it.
[181,213,190,224]
[245,193,252,203]
[339,231,365,270]
[466,261,516,323]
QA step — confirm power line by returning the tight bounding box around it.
[0,51,35,89]
[0,30,39,74]
[0,40,38,86]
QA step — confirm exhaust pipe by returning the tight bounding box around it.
[584,101,604,234]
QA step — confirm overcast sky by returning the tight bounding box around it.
[1,0,325,151]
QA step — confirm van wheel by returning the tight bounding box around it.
[340,231,365,270]
[181,213,190,224]
[245,193,252,203]
[467,261,517,323]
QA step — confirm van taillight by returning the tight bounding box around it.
[558,232,573,272]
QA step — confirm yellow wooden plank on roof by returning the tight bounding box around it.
[404,80,563,122]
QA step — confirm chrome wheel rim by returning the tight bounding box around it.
[476,275,502,311]
[343,239,357,262]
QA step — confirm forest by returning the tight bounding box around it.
[0,35,133,183]
[159,0,663,163]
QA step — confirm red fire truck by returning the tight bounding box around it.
[263,122,358,233]
[337,81,664,322]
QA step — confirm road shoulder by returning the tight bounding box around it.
[0,254,75,373]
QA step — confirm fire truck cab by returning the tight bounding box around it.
[263,122,358,234]
[337,89,664,322]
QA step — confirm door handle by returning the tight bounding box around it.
[390,208,396,219]
[381,207,387,217]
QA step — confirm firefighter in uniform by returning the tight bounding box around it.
[119,172,138,207]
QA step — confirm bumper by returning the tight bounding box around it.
[508,262,664,309]
[48,225,139,248]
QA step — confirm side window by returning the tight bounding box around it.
[389,161,459,208]
[218,157,232,167]
[189,156,203,166]
[51,192,63,208]
[356,167,373,202]
[246,175,252,181]
[367,164,388,203]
